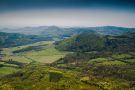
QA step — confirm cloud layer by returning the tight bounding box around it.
[0,9,135,27]
[0,0,135,27]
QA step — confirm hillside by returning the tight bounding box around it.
[0,26,135,40]
[0,41,69,77]
[56,32,135,52]
[0,63,101,90]
[52,51,135,90]
[53,32,135,89]
[89,26,135,35]
[0,32,52,48]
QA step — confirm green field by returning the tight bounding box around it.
[88,58,111,63]
[112,54,132,59]
[126,58,135,63]
[0,41,69,77]
[0,67,19,77]
[2,41,69,63]
[100,60,127,65]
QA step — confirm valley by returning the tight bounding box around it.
[1,0,135,89]
[0,28,135,90]
[0,41,69,75]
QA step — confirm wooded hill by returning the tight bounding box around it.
[0,32,52,48]
[55,32,135,52]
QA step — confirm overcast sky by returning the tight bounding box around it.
[0,0,135,28]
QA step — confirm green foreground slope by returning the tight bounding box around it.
[0,63,100,90]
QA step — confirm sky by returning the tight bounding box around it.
[0,0,135,28]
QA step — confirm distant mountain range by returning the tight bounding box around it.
[0,26,135,39]
[0,26,135,49]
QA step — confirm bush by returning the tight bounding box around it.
[0,83,14,90]
[49,70,63,82]
[80,77,89,84]
[0,64,4,67]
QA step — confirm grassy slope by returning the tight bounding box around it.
[2,41,69,63]
[0,67,19,77]
[0,41,69,77]
[0,63,100,90]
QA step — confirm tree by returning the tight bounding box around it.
[0,48,3,60]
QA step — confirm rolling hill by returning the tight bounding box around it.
[0,26,135,40]
[56,32,135,52]
[0,31,134,90]
[0,32,52,48]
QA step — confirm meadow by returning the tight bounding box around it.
[0,41,69,77]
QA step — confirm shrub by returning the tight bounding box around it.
[80,76,89,84]
[49,70,63,82]
[0,83,14,90]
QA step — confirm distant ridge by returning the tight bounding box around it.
[0,26,135,38]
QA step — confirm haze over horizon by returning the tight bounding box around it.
[0,0,135,28]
